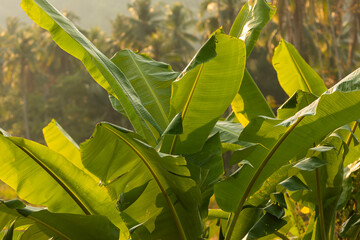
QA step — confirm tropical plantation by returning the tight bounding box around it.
[1,0,360,239]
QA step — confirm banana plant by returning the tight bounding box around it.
[1,0,360,239]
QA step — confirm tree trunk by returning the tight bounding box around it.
[285,0,294,43]
[293,0,305,57]
[326,0,342,80]
[277,0,286,38]
[311,0,325,79]
[347,0,359,68]
[217,0,224,30]
[20,58,30,139]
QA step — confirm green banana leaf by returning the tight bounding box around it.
[42,119,82,169]
[21,0,161,144]
[185,134,224,218]
[292,132,352,207]
[340,213,360,238]
[210,121,251,152]
[229,0,276,126]
[162,31,246,154]
[290,126,357,239]
[277,90,318,120]
[80,123,202,240]
[229,0,276,57]
[247,213,287,239]
[273,39,328,97]
[247,163,296,207]
[231,70,275,126]
[111,50,179,131]
[0,200,119,240]
[210,121,244,144]
[215,67,360,239]
[344,121,360,166]
[0,134,128,238]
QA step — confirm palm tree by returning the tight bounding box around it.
[112,0,163,51]
[198,0,245,36]
[163,2,198,69]
[0,18,38,139]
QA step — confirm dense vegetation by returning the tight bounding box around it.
[0,0,360,239]
[1,0,359,143]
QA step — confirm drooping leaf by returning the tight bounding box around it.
[277,90,318,120]
[280,176,310,191]
[272,39,328,97]
[230,143,260,165]
[42,119,82,169]
[0,134,128,238]
[272,193,287,209]
[256,217,292,240]
[264,204,285,219]
[293,157,328,171]
[337,166,353,210]
[162,112,183,135]
[162,31,246,154]
[344,121,360,166]
[246,213,287,240]
[186,134,224,218]
[215,67,360,239]
[111,50,179,130]
[210,121,244,145]
[210,121,251,152]
[290,133,345,238]
[0,200,120,240]
[81,123,202,240]
[340,214,360,238]
[21,0,162,144]
[309,145,335,152]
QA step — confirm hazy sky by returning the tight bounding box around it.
[0,0,129,31]
[0,0,199,32]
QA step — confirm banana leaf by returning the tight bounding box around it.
[81,123,202,240]
[215,68,360,239]
[162,30,246,154]
[21,0,161,144]
[272,39,328,97]
[0,200,119,240]
[111,50,179,131]
[277,90,318,120]
[42,119,82,169]
[0,134,128,238]
[229,0,276,126]
[185,133,224,218]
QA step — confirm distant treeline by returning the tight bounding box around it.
[0,0,359,143]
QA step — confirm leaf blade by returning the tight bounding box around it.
[21,0,161,144]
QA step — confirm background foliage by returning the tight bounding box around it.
[1,0,360,239]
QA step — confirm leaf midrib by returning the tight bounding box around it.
[170,64,205,154]
[214,123,241,138]
[226,116,305,240]
[102,124,187,240]
[284,42,312,93]
[30,0,161,141]
[127,52,169,126]
[15,143,92,216]
[27,215,71,240]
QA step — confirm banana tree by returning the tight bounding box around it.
[1,0,360,239]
